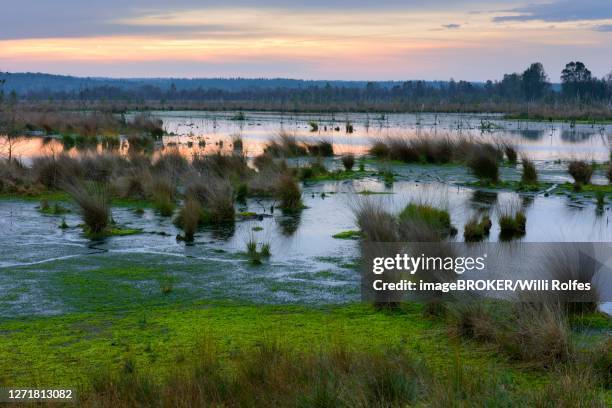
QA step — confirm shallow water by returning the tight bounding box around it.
[1,111,611,317]
[152,111,611,161]
[1,166,611,316]
[4,111,611,162]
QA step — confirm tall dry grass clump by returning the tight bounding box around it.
[264,132,308,157]
[449,301,498,342]
[306,140,334,157]
[276,175,302,211]
[185,175,235,224]
[79,339,428,407]
[0,159,40,195]
[467,146,499,183]
[520,156,538,185]
[369,135,503,167]
[500,304,572,367]
[64,182,110,235]
[31,154,83,189]
[568,160,593,187]
[502,143,518,164]
[80,152,129,183]
[176,198,202,242]
[341,154,355,171]
[149,177,176,216]
[192,152,251,179]
[354,200,399,242]
[152,149,189,181]
[530,245,601,313]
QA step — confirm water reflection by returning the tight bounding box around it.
[470,190,498,209]
[3,111,611,163]
[277,212,302,236]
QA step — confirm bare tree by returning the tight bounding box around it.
[0,132,24,163]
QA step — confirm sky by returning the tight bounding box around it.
[0,0,611,81]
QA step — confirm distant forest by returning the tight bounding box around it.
[1,61,611,116]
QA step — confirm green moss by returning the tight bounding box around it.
[0,191,70,202]
[332,230,361,240]
[0,302,531,387]
[400,203,451,232]
[1,300,608,406]
[558,182,612,195]
[107,228,142,236]
[302,168,373,182]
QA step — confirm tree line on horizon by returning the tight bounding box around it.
[1,61,611,107]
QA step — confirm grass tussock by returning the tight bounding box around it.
[32,154,83,189]
[449,301,499,342]
[245,235,271,265]
[498,205,526,239]
[152,149,189,181]
[501,304,572,367]
[276,175,303,211]
[399,203,455,239]
[64,182,110,235]
[306,139,334,157]
[503,143,518,164]
[568,160,593,187]
[184,175,235,224]
[463,214,492,242]
[264,132,308,157]
[532,366,606,407]
[369,135,503,168]
[532,245,601,314]
[354,200,399,242]
[175,198,202,242]
[467,145,500,183]
[341,154,355,171]
[450,301,577,369]
[520,156,538,185]
[150,177,176,217]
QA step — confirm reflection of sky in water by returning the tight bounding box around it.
[154,111,611,161]
[4,111,611,162]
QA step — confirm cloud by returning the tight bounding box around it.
[0,1,500,40]
[593,24,612,32]
[442,23,461,29]
[494,0,612,23]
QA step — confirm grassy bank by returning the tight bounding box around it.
[0,301,609,406]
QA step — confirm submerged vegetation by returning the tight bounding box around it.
[498,207,527,239]
[463,214,492,242]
